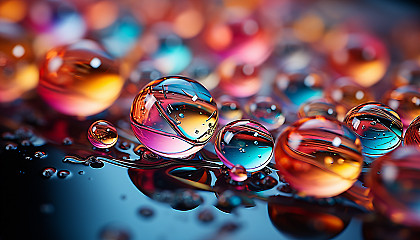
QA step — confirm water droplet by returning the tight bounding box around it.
[88,120,118,148]
[78,170,85,175]
[21,140,31,146]
[138,206,154,218]
[63,137,73,145]
[229,165,248,182]
[25,156,32,161]
[34,151,47,159]
[57,170,70,179]
[179,113,184,118]
[198,209,214,223]
[5,143,18,150]
[42,167,56,178]
[100,225,131,240]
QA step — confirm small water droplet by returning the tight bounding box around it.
[42,167,56,178]
[25,156,32,161]
[195,129,199,134]
[57,170,70,179]
[21,140,31,146]
[34,151,47,159]
[254,141,258,145]
[63,137,73,145]
[78,170,85,175]
[179,113,184,118]
[138,206,154,218]
[258,154,261,158]
[198,209,214,223]
[5,143,18,150]
[370,121,376,125]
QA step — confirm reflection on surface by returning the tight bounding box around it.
[268,196,353,240]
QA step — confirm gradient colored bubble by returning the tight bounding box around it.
[218,59,261,98]
[130,76,218,158]
[392,60,420,88]
[275,117,363,198]
[274,71,326,107]
[38,40,124,116]
[215,120,274,172]
[404,115,420,148]
[229,165,248,182]
[297,98,338,120]
[216,95,244,126]
[366,147,420,227]
[87,120,118,148]
[204,16,272,65]
[328,32,389,87]
[245,96,285,130]
[0,21,38,103]
[343,102,403,158]
[383,86,420,126]
[153,32,192,75]
[325,77,375,118]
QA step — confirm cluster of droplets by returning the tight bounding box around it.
[3,0,420,235]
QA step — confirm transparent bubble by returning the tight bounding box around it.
[274,71,326,107]
[218,60,261,98]
[216,95,243,126]
[184,58,219,91]
[404,115,420,148]
[215,120,274,172]
[245,96,285,130]
[88,120,118,149]
[275,116,363,198]
[325,77,375,117]
[130,76,218,158]
[297,98,337,119]
[366,147,420,226]
[152,32,192,75]
[392,60,420,88]
[328,31,389,87]
[383,86,420,126]
[229,165,248,182]
[343,102,403,158]
[38,40,124,117]
[89,6,143,58]
[203,16,272,65]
